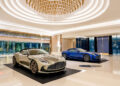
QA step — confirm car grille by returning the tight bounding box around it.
[48,62,66,70]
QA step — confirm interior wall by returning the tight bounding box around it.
[62,38,76,51]
[51,36,76,53]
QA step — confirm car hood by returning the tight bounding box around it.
[29,54,65,63]
[87,52,100,55]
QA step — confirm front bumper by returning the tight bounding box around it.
[39,62,66,73]
[92,55,101,61]
[39,67,65,73]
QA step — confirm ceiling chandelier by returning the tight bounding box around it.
[26,0,85,20]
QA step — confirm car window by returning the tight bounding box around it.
[68,49,77,52]
[77,48,87,52]
[21,50,28,55]
[29,49,48,55]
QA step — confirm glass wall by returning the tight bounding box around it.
[0,41,50,55]
[76,38,89,51]
[112,35,120,55]
[15,43,22,52]
[24,43,31,49]
[77,35,120,54]
[42,43,50,52]
[89,37,95,52]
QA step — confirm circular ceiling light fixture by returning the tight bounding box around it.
[26,0,85,20]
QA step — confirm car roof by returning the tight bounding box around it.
[68,48,78,50]
[20,48,40,52]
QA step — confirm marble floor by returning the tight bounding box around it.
[0,55,120,86]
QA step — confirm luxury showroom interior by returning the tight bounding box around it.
[0,0,120,86]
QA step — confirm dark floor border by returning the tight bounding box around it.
[5,64,80,84]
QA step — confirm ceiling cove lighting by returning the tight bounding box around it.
[53,19,120,34]
[16,0,92,19]
[0,20,119,36]
[0,21,53,36]
[0,25,52,36]
[0,0,110,25]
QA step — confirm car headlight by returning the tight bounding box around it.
[91,53,96,55]
[41,60,48,63]
[92,53,99,56]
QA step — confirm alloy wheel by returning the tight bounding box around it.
[84,55,90,62]
[63,54,67,59]
[13,57,18,67]
[30,61,38,74]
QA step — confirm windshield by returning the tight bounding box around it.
[77,48,87,52]
[29,49,48,55]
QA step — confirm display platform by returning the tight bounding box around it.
[80,65,101,68]
[5,64,80,84]
[67,58,108,63]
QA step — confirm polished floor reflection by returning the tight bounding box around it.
[0,55,120,86]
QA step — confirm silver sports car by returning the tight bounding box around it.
[13,49,66,74]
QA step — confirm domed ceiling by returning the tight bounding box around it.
[0,0,120,37]
[0,0,110,24]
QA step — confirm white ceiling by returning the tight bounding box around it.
[0,0,120,38]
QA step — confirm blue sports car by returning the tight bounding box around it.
[62,48,101,62]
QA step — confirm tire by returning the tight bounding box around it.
[13,56,19,67]
[30,60,38,74]
[62,54,67,59]
[84,54,90,62]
